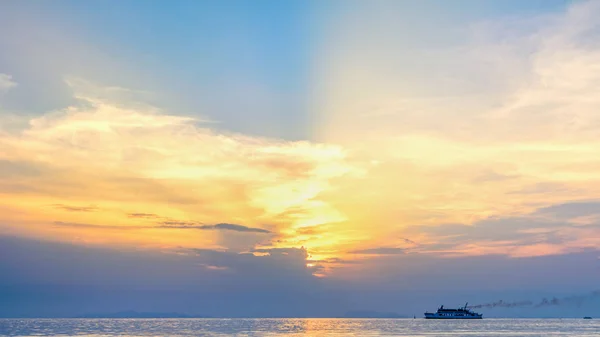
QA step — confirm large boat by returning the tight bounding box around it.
[424,303,482,319]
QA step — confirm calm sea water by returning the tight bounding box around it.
[1,318,598,336]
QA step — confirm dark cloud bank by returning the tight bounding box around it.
[53,220,271,234]
[160,222,271,233]
[1,234,599,318]
[3,199,600,318]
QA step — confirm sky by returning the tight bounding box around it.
[1,0,600,318]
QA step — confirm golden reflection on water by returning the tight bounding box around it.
[1,318,599,336]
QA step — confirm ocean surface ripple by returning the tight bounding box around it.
[1,318,598,337]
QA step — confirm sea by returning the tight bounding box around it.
[0,318,598,336]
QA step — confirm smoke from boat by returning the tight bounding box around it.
[468,300,532,309]
[468,290,600,309]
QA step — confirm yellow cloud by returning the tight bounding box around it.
[0,79,359,259]
[301,0,600,265]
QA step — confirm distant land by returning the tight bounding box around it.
[76,310,409,319]
[342,310,410,318]
[76,311,211,318]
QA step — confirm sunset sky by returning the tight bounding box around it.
[1,0,600,318]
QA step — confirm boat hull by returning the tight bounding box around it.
[424,303,483,319]
[424,315,482,319]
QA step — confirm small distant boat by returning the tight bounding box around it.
[424,303,482,319]
[583,317,592,319]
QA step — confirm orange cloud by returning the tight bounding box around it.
[0,79,360,259]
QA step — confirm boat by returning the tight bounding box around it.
[424,303,482,319]
[584,317,592,319]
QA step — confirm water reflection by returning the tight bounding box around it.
[1,318,599,337]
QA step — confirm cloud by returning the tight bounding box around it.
[201,223,270,233]
[297,0,600,264]
[0,159,42,177]
[52,204,99,212]
[398,200,600,258]
[161,222,271,234]
[349,247,406,255]
[53,221,142,230]
[0,235,345,318]
[53,220,270,235]
[159,221,201,226]
[534,201,600,220]
[251,247,308,258]
[127,213,161,219]
[347,238,417,256]
[0,73,17,93]
[308,257,359,265]
[5,0,600,280]
[0,78,356,257]
[4,235,599,318]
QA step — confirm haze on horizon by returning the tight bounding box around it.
[1,0,599,318]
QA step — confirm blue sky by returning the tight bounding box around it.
[2,0,313,138]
